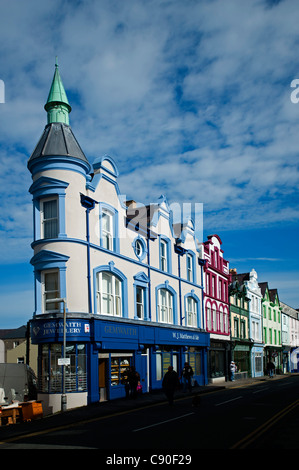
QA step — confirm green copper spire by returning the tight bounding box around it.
[44,59,72,125]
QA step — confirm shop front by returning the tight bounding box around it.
[232,342,252,379]
[30,317,210,413]
[264,346,283,374]
[208,340,232,383]
[251,344,264,377]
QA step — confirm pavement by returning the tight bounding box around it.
[0,373,294,442]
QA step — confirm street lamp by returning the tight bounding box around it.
[46,297,67,412]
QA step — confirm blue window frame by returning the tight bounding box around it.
[184,291,200,328]
[133,272,149,321]
[132,236,147,262]
[39,343,87,393]
[159,236,172,274]
[186,251,196,284]
[156,282,177,325]
[99,203,119,252]
[29,176,69,241]
[93,263,128,318]
[30,250,69,316]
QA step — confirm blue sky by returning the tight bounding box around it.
[0,0,299,328]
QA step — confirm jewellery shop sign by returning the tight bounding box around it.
[30,319,91,343]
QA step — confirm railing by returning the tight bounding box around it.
[39,373,87,393]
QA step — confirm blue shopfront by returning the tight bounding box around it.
[30,317,210,405]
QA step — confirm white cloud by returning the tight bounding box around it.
[0,0,298,266]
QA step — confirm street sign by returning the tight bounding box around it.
[58,358,70,366]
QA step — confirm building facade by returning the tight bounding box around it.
[0,326,38,375]
[259,283,282,373]
[280,301,299,373]
[229,270,252,379]
[202,235,231,382]
[239,270,263,378]
[28,64,209,413]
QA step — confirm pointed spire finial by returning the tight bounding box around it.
[44,60,71,125]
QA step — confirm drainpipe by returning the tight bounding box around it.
[198,258,206,330]
[174,243,187,326]
[80,194,97,313]
[147,236,151,321]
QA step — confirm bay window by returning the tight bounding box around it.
[39,343,87,393]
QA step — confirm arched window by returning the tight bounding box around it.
[157,288,173,324]
[186,297,197,327]
[97,272,122,317]
[96,271,122,316]
[219,305,224,332]
[94,264,128,317]
[159,236,172,273]
[101,209,114,250]
[206,303,212,331]
[186,251,196,283]
[185,292,200,328]
[99,203,119,252]
[212,306,217,332]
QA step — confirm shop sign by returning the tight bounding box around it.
[31,319,91,342]
[58,358,70,366]
[157,328,208,346]
[172,331,200,341]
[103,323,138,338]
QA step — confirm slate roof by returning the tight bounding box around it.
[28,123,89,165]
[0,325,27,340]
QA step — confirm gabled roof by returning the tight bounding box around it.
[0,325,27,340]
[234,272,250,284]
[269,288,279,305]
[258,281,269,297]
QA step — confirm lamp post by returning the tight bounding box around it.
[46,297,67,412]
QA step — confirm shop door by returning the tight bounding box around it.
[135,352,148,393]
[98,359,107,402]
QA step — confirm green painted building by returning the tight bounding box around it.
[259,282,283,373]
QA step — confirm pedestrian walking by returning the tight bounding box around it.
[267,361,275,378]
[162,366,180,405]
[181,362,194,392]
[230,361,236,381]
[121,367,130,399]
[127,366,140,398]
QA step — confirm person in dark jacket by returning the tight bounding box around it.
[181,362,194,392]
[127,366,140,398]
[162,366,180,405]
[267,361,275,378]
